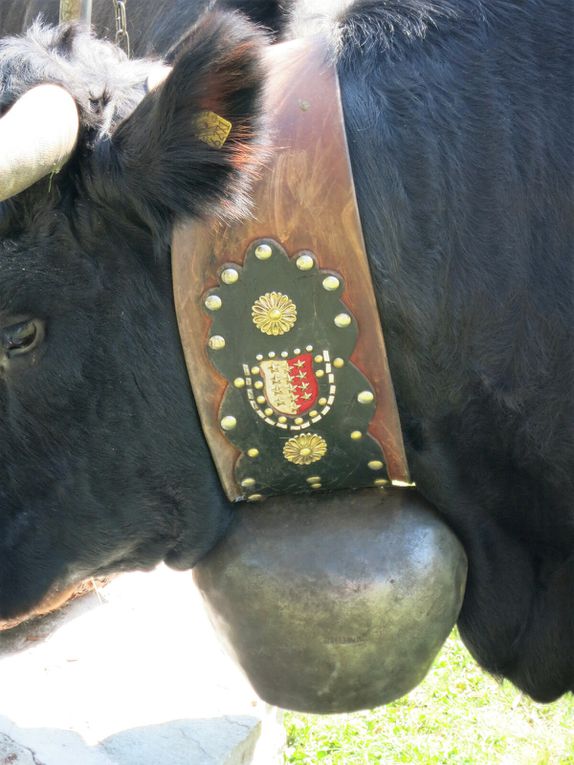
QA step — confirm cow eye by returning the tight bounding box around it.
[3,319,44,357]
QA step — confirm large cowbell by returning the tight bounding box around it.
[194,489,467,713]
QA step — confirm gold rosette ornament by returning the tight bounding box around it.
[283,433,327,465]
[252,291,297,336]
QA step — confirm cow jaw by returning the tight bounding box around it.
[0,577,107,631]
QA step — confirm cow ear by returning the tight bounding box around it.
[97,11,268,230]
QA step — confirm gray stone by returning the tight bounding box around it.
[0,568,285,765]
[101,718,262,765]
[0,733,38,765]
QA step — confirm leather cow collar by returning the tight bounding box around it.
[172,36,411,502]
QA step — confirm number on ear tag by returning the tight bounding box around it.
[195,111,232,149]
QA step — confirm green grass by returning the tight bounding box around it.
[283,629,574,764]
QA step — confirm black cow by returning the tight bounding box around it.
[0,0,572,703]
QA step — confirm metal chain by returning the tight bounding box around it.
[112,0,130,57]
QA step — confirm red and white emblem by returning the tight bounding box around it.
[259,353,319,416]
[242,348,336,430]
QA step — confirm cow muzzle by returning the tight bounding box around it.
[0,84,79,202]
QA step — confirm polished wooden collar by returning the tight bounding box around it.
[172,37,410,502]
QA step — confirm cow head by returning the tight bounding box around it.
[0,12,268,622]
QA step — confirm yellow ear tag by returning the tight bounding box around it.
[195,111,233,149]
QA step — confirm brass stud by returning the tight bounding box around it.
[281,351,288,358]
[256,395,266,404]
[368,460,384,471]
[247,494,264,502]
[309,410,318,418]
[294,347,301,354]
[221,268,239,284]
[306,476,321,483]
[221,415,237,431]
[254,380,264,389]
[208,335,226,350]
[256,354,263,361]
[255,244,273,260]
[264,407,274,416]
[278,416,287,424]
[311,483,322,490]
[247,448,260,458]
[233,377,245,389]
[350,430,363,440]
[268,351,276,358]
[251,366,260,375]
[314,354,324,363]
[294,417,304,425]
[334,313,352,328]
[322,275,340,291]
[358,390,374,405]
[318,397,327,406]
[241,477,256,488]
[306,345,313,352]
[296,254,314,271]
[375,479,390,487]
[316,370,325,378]
[204,294,222,311]
[333,357,345,368]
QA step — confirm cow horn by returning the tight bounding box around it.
[0,84,79,203]
[146,64,173,93]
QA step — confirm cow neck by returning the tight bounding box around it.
[171,36,411,502]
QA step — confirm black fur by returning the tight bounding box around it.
[0,0,572,703]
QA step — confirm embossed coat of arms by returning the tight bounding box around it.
[203,240,389,499]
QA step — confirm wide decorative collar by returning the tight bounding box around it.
[172,37,410,502]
